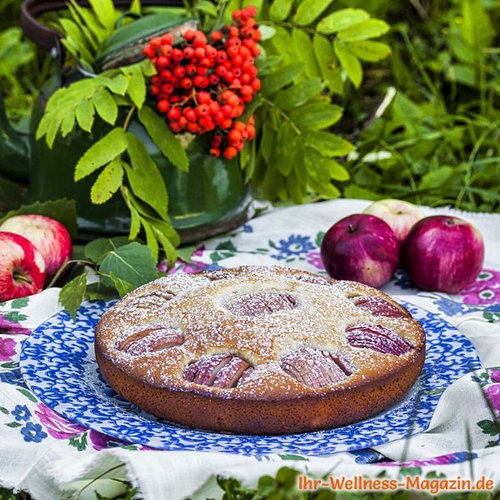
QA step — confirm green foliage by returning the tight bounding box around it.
[346,0,499,212]
[36,56,181,262]
[61,0,121,71]
[59,237,162,319]
[244,0,390,203]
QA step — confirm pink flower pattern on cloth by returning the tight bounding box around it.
[460,269,499,305]
[0,338,16,362]
[34,402,148,450]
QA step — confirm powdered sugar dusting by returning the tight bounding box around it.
[95,266,425,399]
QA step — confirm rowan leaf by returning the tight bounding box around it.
[269,0,293,21]
[88,0,116,31]
[348,41,392,61]
[305,131,355,156]
[105,74,129,95]
[138,106,189,172]
[292,30,319,78]
[125,133,169,218]
[75,99,95,132]
[90,157,124,204]
[122,64,146,108]
[293,0,333,26]
[92,88,118,125]
[317,9,370,34]
[274,78,323,110]
[313,34,343,94]
[260,62,305,96]
[74,127,127,181]
[334,41,362,88]
[338,19,390,42]
[290,103,343,130]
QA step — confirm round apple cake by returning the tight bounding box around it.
[95,266,425,434]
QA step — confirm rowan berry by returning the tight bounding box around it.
[150,37,161,49]
[160,45,172,56]
[183,46,194,59]
[186,64,197,76]
[209,147,221,157]
[187,122,199,133]
[193,32,207,47]
[196,104,209,117]
[161,33,174,45]
[180,77,193,89]
[172,48,184,61]
[173,66,186,78]
[149,85,160,95]
[224,146,238,159]
[157,100,170,113]
[167,107,181,121]
[161,83,174,94]
[228,129,242,143]
[183,29,196,42]
[143,45,155,58]
[193,75,209,88]
[211,31,223,42]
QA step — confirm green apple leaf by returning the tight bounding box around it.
[99,242,159,289]
[84,236,130,263]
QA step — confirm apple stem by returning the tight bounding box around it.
[347,224,356,234]
[13,269,32,285]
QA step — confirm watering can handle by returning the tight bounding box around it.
[21,0,185,51]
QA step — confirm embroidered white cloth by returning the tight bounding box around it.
[1,199,499,499]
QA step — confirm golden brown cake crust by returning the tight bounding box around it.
[95,266,426,434]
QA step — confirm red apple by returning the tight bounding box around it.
[403,215,484,293]
[363,199,425,245]
[0,232,46,302]
[0,215,72,281]
[320,214,399,288]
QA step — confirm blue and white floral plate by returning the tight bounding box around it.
[20,300,480,456]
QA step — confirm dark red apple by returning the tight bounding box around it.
[320,214,399,288]
[0,232,46,302]
[403,215,484,293]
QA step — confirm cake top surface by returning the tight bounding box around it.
[95,266,425,400]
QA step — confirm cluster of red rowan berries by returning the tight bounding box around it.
[144,6,261,159]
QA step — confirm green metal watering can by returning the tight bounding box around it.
[0,0,252,243]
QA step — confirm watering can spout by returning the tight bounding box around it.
[0,93,31,182]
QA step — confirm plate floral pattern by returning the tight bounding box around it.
[19,300,481,456]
